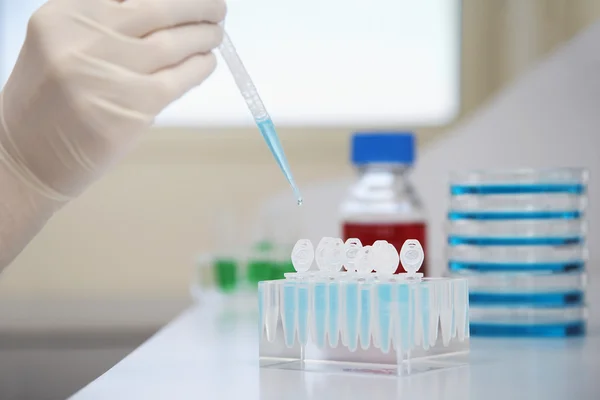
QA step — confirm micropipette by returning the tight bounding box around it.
[219,32,303,206]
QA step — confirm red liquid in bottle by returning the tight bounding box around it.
[342,221,427,275]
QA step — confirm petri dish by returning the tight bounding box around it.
[447,243,587,272]
[447,218,586,246]
[451,270,586,307]
[449,168,588,195]
[469,305,587,337]
[449,192,586,214]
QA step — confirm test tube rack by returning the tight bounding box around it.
[258,238,470,376]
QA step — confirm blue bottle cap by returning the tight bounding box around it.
[351,132,415,166]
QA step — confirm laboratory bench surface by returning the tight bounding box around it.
[72,284,600,400]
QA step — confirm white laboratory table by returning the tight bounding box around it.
[72,287,600,400]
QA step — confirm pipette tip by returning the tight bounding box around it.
[292,186,303,206]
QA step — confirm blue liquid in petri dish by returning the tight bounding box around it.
[450,183,585,195]
[470,321,586,337]
[447,211,582,220]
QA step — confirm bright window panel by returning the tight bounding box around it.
[1,0,461,127]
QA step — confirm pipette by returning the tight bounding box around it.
[219,32,303,206]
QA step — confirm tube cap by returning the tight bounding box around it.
[351,132,415,166]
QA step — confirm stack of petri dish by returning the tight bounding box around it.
[447,168,588,337]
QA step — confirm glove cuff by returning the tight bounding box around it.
[0,90,72,204]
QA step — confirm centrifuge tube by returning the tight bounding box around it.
[315,237,345,272]
[399,239,425,276]
[343,238,363,272]
[355,245,374,273]
[291,239,314,273]
[372,240,399,275]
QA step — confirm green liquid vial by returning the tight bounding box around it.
[213,258,238,293]
[247,259,276,285]
[246,240,278,285]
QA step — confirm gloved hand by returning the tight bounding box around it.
[0,0,226,203]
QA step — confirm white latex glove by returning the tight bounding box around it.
[0,0,226,269]
[0,0,226,202]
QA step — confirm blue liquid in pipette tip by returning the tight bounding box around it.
[256,118,303,206]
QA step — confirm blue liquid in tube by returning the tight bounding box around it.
[257,119,302,205]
